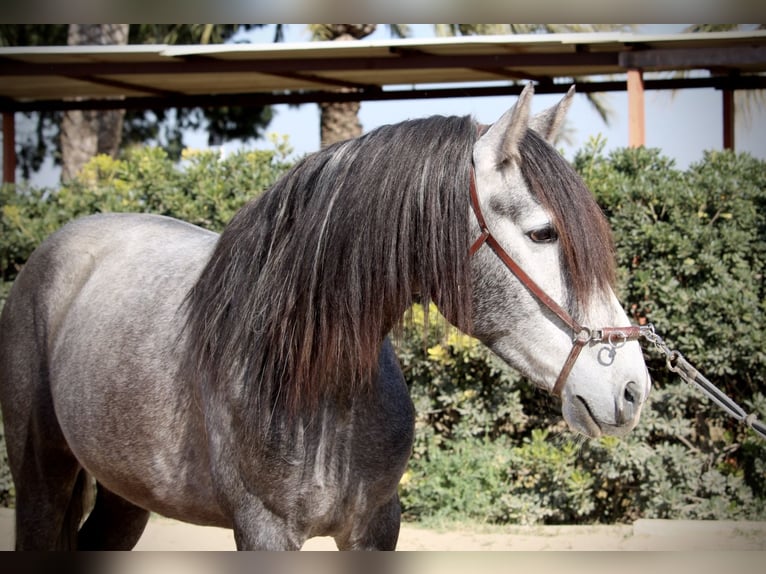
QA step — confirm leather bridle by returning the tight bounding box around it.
[468,168,641,397]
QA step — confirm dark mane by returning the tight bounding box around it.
[518,129,616,317]
[184,115,477,414]
[182,117,615,416]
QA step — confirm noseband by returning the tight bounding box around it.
[468,169,641,397]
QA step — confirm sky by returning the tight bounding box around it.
[12,24,766,186]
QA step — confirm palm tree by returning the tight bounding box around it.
[309,25,409,146]
[60,24,130,181]
[309,25,377,147]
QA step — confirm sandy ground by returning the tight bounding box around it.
[1,507,765,550]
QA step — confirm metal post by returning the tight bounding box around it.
[2,111,15,184]
[722,89,735,150]
[627,69,645,148]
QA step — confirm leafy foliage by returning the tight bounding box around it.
[398,305,766,525]
[0,411,11,507]
[1,138,293,300]
[576,139,766,397]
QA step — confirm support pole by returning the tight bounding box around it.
[722,89,735,151]
[627,69,645,147]
[2,112,15,185]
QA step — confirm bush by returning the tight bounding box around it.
[0,411,12,507]
[1,141,293,304]
[399,305,766,525]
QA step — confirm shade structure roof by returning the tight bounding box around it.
[1,31,765,112]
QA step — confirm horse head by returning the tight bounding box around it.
[468,84,650,438]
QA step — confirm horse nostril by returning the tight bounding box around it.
[622,381,642,408]
[623,380,640,404]
[616,381,641,426]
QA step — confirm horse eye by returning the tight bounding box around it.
[527,225,558,244]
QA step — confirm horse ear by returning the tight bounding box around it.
[529,85,575,143]
[478,83,534,165]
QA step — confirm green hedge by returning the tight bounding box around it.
[1,138,765,525]
[0,141,293,308]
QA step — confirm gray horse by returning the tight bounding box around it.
[0,85,649,550]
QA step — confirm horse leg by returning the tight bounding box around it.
[230,501,305,550]
[77,483,150,550]
[3,368,90,550]
[0,267,90,548]
[335,495,402,551]
[12,444,88,550]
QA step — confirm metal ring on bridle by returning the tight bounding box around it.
[608,330,628,349]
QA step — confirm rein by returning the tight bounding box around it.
[468,168,642,397]
[467,168,766,440]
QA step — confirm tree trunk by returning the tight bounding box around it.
[320,98,362,147]
[317,25,376,148]
[60,24,129,182]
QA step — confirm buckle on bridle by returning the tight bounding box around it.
[573,326,592,345]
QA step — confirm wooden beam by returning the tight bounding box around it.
[722,89,735,150]
[264,71,381,92]
[0,51,621,78]
[2,111,14,185]
[1,75,765,114]
[63,73,183,97]
[619,45,766,70]
[627,69,645,147]
[386,47,551,83]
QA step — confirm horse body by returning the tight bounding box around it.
[0,85,649,550]
[0,213,413,549]
[42,214,221,522]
